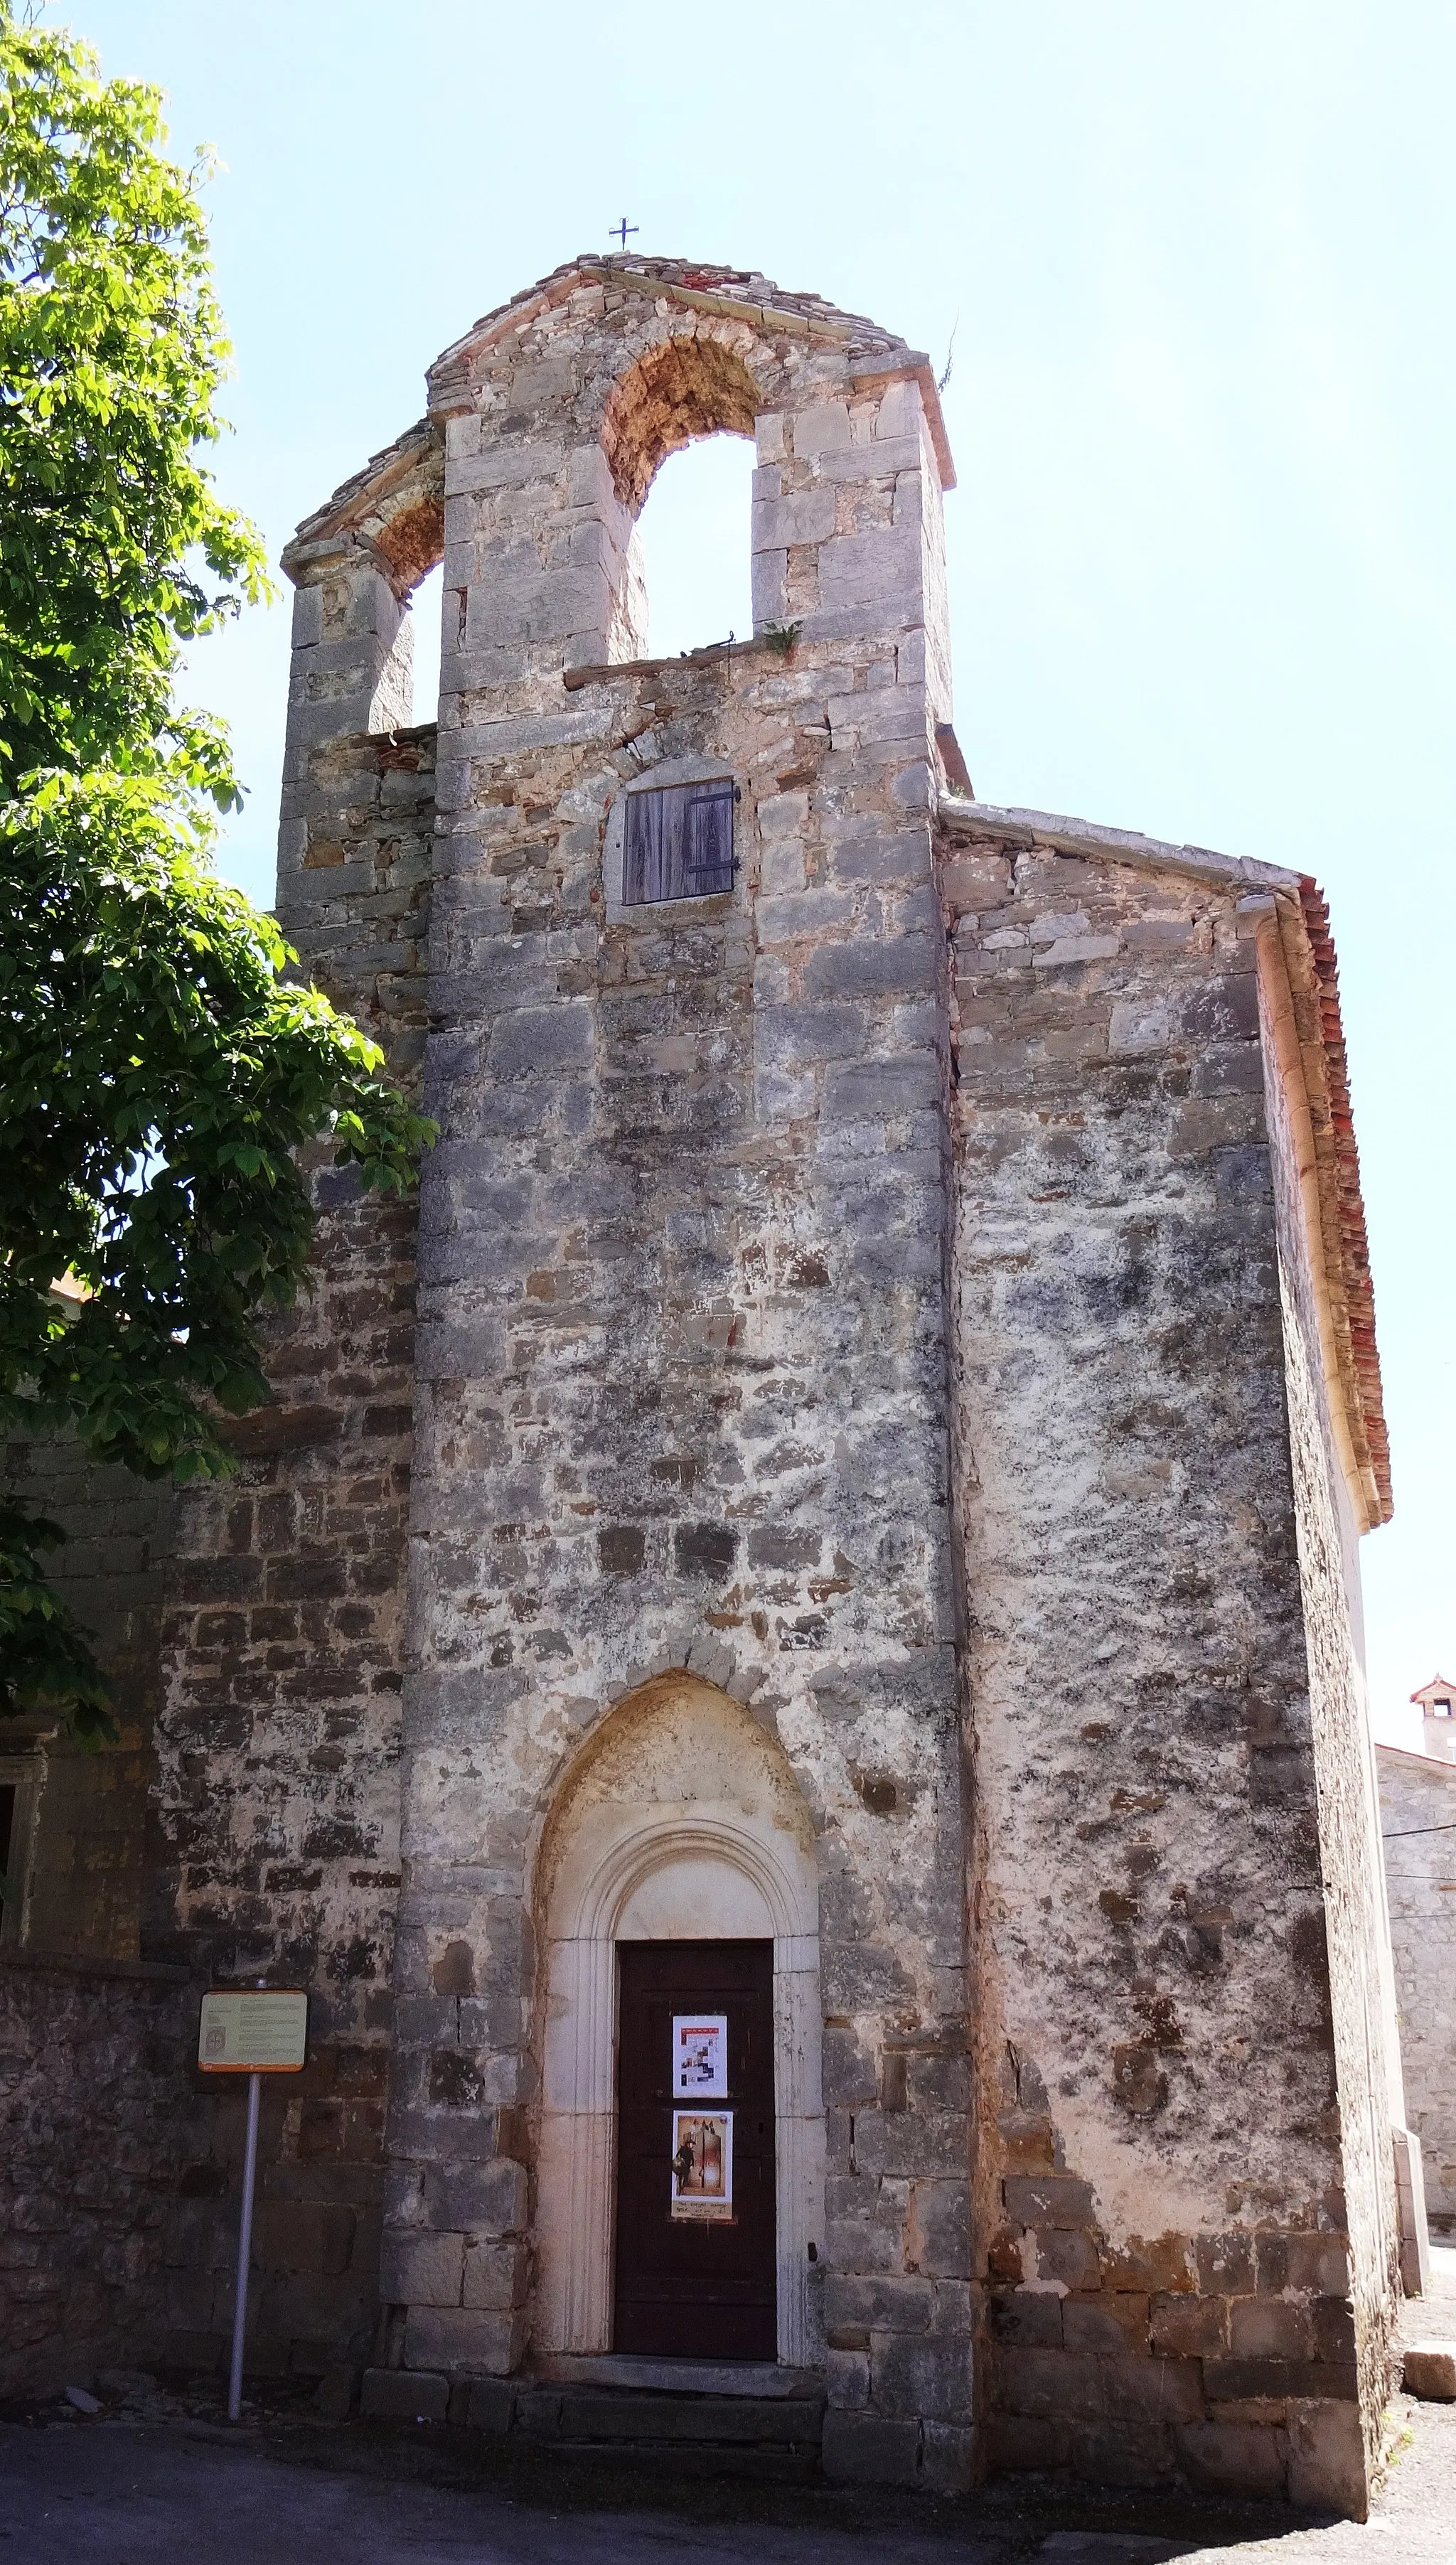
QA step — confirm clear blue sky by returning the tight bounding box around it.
[70,0,1453,1748]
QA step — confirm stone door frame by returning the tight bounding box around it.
[536,1806,823,2369]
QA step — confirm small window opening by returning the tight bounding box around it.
[633,434,755,659]
[624,781,734,905]
[408,562,444,726]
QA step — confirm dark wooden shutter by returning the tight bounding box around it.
[682,783,734,894]
[623,781,734,905]
[624,786,671,903]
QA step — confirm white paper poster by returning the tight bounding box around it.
[670,2109,734,2219]
[672,2011,728,2098]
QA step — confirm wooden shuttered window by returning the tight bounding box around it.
[623,781,735,905]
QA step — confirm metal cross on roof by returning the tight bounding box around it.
[609,218,639,251]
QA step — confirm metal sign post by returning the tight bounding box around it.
[198,1983,309,2424]
[229,2070,262,2423]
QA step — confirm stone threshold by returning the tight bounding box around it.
[528,2353,824,2399]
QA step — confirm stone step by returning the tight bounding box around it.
[547,2435,822,2485]
[363,2367,828,2482]
[513,2381,825,2476]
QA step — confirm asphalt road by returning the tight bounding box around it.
[3,2398,1453,2565]
[4,2251,1452,2565]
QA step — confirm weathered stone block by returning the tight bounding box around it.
[1285,2397,1369,2514]
[1150,2291,1227,2356]
[823,2272,933,2335]
[461,2237,525,2310]
[997,2347,1103,2423]
[1403,2342,1456,2400]
[752,490,836,552]
[1203,2356,1358,2403]
[826,2347,870,2408]
[405,2305,525,2376]
[820,2409,921,2485]
[909,2178,970,2278]
[255,2204,357,2278]
[1031,2232,1101,2297]
[872,2328,971,2421]
[1175,2418,1286,2499]
[1002,2175,1098,2229]
[1236,2268,1318,2353]
[360,2366,449,2422]
[464,2376,517,2433]
[1061,2293,1149,2355]
[989,2288,1062,2348]
[983,2411,1070,2473]
[378,2228,464,2308]
[1099,2353,1204,2424]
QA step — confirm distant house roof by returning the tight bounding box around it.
[1376,1738,1456,1779]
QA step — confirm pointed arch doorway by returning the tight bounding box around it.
[532,1676,823,2369]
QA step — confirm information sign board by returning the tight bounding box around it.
[198,1987,309,2073]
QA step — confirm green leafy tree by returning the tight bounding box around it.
[0,8,433,1757]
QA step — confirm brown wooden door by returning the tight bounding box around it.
[614,1939,776,2359]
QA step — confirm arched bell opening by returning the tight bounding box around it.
[601,335,761,510]
[367,521,446,736]
[597,333,767,670]
[631,437,756,660]
[314,457,444,737]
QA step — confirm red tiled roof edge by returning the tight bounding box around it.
[1297,875,1393,1526]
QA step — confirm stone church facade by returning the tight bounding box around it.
[0,258,1415,2512]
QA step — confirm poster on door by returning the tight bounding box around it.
[670,2109,734,2219]
[672,2011,728,2099]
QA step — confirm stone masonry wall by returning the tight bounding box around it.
[946,815,1378,2513]
[0,1948,386,2393]
[139,724,435,2375]
[6,258,1399,2504]
[1378,1747,1456,2228]
[0,1954,204,2394]
[0,726,433,2387]
[368,276,973,2489]
[1260,913,1401,2480]
[0,1440,173,1961]
[390,626,970,2484]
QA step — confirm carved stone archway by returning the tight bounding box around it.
[532,1676,823,2368]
